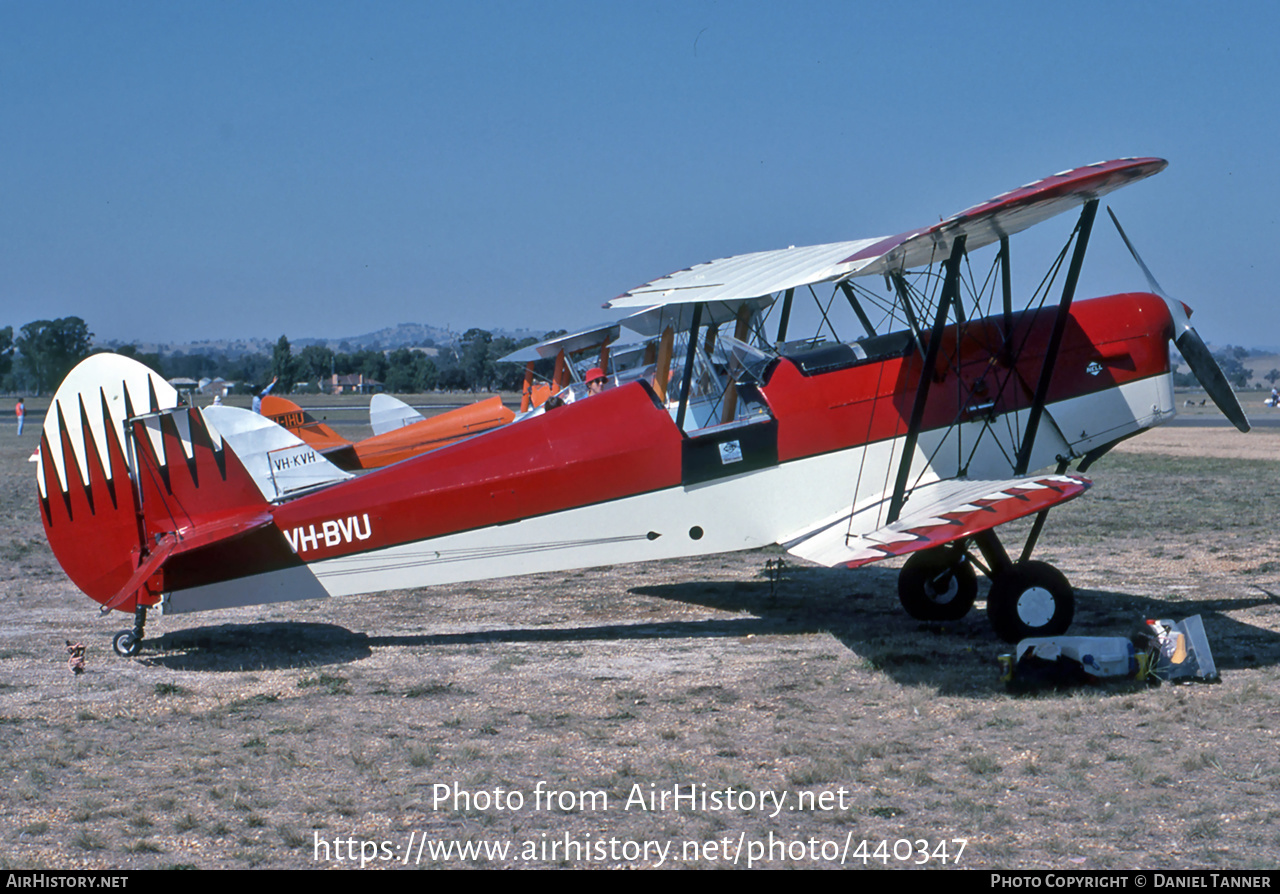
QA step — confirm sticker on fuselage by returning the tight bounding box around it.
[718,440,743,465]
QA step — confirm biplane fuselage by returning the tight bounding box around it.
[39,291,1174,617]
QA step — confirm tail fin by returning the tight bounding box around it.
[202,404,353,499]
[369,393,426,435]
[261,394,349,446]
[38,354,270,613]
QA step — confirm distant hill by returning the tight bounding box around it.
[294,322,457,352]
[99,322,551,357]
[1242,352,1280,388]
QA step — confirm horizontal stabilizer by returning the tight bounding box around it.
[785,475,1089,569]
[203,405,353,500]
[98,511,276,612]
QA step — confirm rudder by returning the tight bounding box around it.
[39,354,269,613]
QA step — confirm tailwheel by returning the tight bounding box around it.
[111,605,148,658]
[898,545,977,622]
[112,630,141,657]
[986,560,1074,643]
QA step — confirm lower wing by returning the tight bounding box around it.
[784,474,1089,569]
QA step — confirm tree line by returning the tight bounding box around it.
[1,318,560,396]
[12,316,1272,397]
[266,328,552,394]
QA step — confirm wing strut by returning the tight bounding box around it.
[674,302,704,432]
[720,303,754,425]
[886,235,967,524]
[838,281,878,338]
[1014,199,1097,475]
[999,235,1013,356]
[774,288,794,344]
[1018,459,1071,562]
[889,272,927,359]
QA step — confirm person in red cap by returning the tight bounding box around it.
[585,367,608,397]
[546,368,608,412]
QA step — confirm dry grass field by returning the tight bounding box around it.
[1,397,1278,869]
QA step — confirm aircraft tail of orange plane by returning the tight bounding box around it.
[262,394,514,470]
[260,396,360,469]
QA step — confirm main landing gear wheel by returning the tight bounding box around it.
[898,546,978,622]
[112,630,141,657]
[986,560,1075,643]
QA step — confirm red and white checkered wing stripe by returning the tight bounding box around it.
[785,475,1090,569]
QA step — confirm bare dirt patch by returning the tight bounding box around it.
[1,416,1277,870]
[1113,425,1280,461]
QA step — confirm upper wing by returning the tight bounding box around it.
[619,294,776,338]
[841,157,1166,279]
[497,321,622,364]
[605,239,878,310]
[784,474,1089,569]
[605,158,1166,310]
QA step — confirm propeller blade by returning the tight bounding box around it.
[1107,207,1250,433]
[1107,207,1168,298]
[1175,327,1251,432]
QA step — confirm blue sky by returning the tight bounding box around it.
[3,1,1277,349]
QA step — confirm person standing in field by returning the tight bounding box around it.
[252,376,278,414]
[15,398,24,436]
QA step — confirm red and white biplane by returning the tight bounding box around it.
[36,158,1248,656]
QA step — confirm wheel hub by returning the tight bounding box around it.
[926,575,958,604]
[1016,586,1056,627]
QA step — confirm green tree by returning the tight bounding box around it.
[459,328,495,391]
[384,348,418,393]
[296,345,335,386]
[0,326,13,384]
[272,335,298,393]
[492,334,538,391]
[113,344,165,376]
[383,348,440,394]
[0,324,13,386]
[438,362,469,391]
[230,353,272,389]
[165,351,222,381]
[1212,346,1249,390]
[356,349,387,384]
[16,317,93,394]
[415,354,438,391]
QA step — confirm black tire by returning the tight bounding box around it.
[898,546,978,621]
[112,630,140,658]
[987,560,1075,643]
